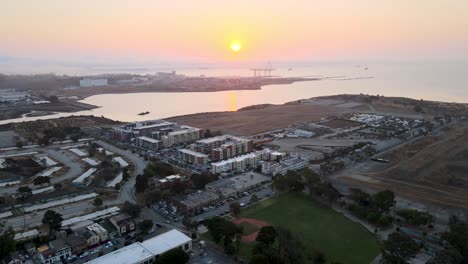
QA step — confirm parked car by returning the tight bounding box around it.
[79,252,89,259]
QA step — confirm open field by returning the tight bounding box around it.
[338,121,468,209]
[168,103,349,136]
[238,193,380,264]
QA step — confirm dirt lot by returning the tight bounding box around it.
[338,122,468,210]
[168,103,348,136]
[319,118,361,129]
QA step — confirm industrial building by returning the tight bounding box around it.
[205,172,270,199]
[173,191,220,213]
[0,89,29,103]
[79,78,108,88]
[86,229,192,264]
[178,149,209,166]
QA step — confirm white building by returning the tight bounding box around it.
[0,89,29,102]
[211,151,265,174]
[261,157,309,176]
[86,229,192,264]
[79,78,108,88]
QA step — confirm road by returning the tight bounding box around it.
[0,145,85,195]
[95,140,148,204]
[4,200,97,231]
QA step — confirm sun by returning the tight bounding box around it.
[230,42,241,52]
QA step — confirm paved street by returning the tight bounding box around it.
[96,140,148,204]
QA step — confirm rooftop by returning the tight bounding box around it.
[206,172,270,191]
[85,242,154,264]
[141,229,191,256]
[85,230,191,264]
[178,149,208,158]
[137,136,160,144]
[179,191,219,208]
[133,121,173,131]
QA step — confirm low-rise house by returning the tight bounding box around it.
[66,236,87,256]
[99,220,119,238]
[81,230,100,247]
[2,253,23,264]
[38,239,72,264]
[110,213,135,235]
[86,223,109,243]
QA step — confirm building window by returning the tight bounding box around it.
[184,243,189,250]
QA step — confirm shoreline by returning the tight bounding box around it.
[59,77,319,100]
[0,77,318,122]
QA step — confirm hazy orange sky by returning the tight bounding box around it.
[2,0,468,63]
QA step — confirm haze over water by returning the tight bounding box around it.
[1,60,466,125]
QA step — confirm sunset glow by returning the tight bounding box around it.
[1,1,468,63]
[230,42,241,52]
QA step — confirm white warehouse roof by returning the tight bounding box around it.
[86,242,154,264]
[86,230,191,264]
[141,229,191,256]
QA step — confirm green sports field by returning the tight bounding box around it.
[240,193,380,264]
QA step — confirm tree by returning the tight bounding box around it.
[277,227,307,264]
[312,251,327,264]
[396,209,433,226]
[154,248,189,264]
[256,226,277,245]
[381,232,419,264]
[182,216,198,230]
[139,219,154,234]
[16,186,32,201]
[442,216,468,263]
[122,202,141,218]
[170,181,188,194]
[204,217,242,254]
[191,173,218,189]
[33,176,51,186]
[272,170,304,193]
[230,202,241,217]
[135,174,148,193]
[15,141,23,149]
[349,188,371,207]
[372,190,395,214]
[93,197,103,207]
[0,227,16,259]
[48,95,59,103]
[42,210,63,232]
[429,245,463,264]
[53,183,62,191]
[250,194,259,203]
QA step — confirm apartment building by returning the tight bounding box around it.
[192,135,253,160]
[161,126,203,148]
[135,136,161,150]
[178,149,209,166]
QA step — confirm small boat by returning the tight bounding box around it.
[138,111,150,116]
[288,68,293,71]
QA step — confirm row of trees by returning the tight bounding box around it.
[273,168,341,205]
[429,216,468,263]
[203,217,243,255]
[346,188,395,227]
[251,226,327,264]
[136,161,176,193]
